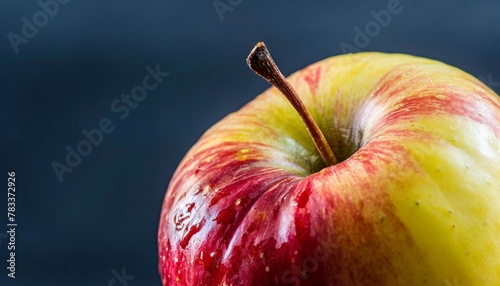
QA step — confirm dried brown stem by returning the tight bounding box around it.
[246,42,337,166]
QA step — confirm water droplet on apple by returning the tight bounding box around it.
[210,191,229,206]
[195,250,217,271]
[194,183,212,196]
[180,218,206,249]
[195,252,204,266]
[201,184,212,197]
[235,199,241,206]
[195,164,202,175]
[173,210,188,231]
[194,185,203,195]
[294,188,312,208]
[173,203,196,231]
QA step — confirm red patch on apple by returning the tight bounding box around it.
[370,69,500,136]
[303,66,322,93]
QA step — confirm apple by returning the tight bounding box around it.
[158,42,500,285]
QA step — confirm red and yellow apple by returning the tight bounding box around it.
[158,44,500,285]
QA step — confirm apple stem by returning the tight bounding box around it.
[246,42,338,166]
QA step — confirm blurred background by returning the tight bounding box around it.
[1,0,499,285]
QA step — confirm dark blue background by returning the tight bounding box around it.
[1,0,499,285]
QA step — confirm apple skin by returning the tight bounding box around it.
[158,52,500,285]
